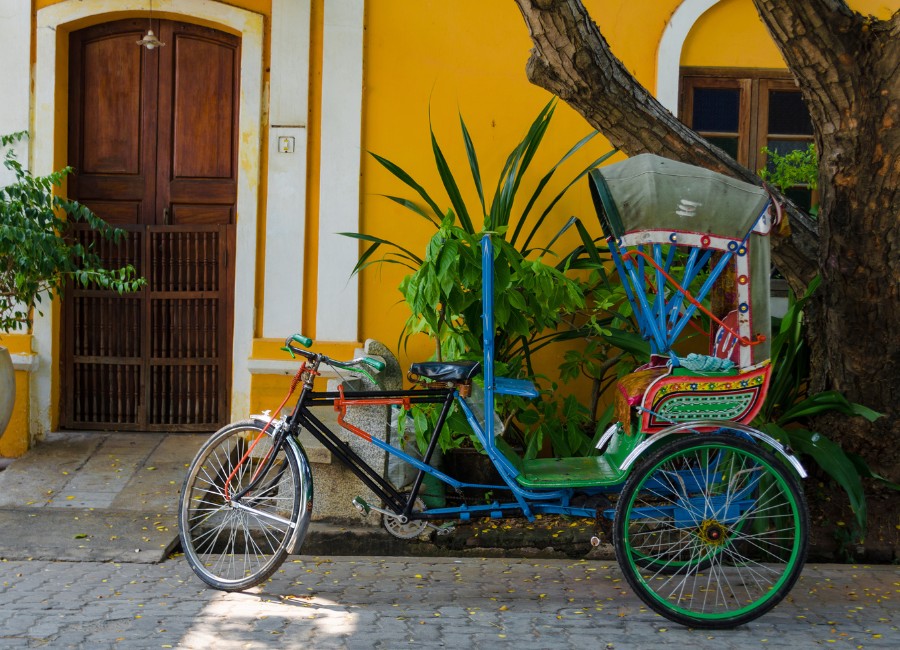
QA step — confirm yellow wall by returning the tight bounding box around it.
[354,0,898,381]
[683,0,897,68]
[682,0,785,68]
[18,0,900,431]
[356,0,669,371]
[0,335,32,457]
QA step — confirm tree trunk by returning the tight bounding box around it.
[752,1,900,476]
[512,0,900,480]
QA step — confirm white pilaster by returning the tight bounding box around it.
[262,0,312,339]
[0,0,31,185]
[315,0,364,342]
[657,0,721,113]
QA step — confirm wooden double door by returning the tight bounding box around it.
[62,19,240,431]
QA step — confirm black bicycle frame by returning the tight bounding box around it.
[286,386,457,520]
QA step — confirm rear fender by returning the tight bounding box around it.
[619,421,807,478]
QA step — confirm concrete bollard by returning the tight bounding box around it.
[307,339,402,525]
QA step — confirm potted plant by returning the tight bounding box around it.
[346,101,626,470]
[0,132,144,439]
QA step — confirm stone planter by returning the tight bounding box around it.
[0,346,14,439]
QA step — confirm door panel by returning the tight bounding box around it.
[63,19,239,432]
[68,20,158,225]
[171,205,234,225]
[80,35,143,174]
[157,22,239,225]
[146,226,228,428]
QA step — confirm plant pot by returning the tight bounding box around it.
[0,346,15,438]
[443,446,512,500]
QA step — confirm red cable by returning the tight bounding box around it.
[224,364,307,500]
[622,249,765,347]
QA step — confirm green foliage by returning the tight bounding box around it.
[759,143,818,193]
[754,277,887,540]
[1,132,145,331]
[344,101,618,453]
[401,218,585,369]
[559,266,649,422]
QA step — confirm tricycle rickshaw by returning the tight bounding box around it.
[179,154,808,629]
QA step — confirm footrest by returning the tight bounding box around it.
[516,456,626,489]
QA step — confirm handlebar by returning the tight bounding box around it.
[281,334,386,373]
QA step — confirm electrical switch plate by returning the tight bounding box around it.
[278,136,295,153]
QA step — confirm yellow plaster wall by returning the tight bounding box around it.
[354,0,898,380]
[0,334,33,457]
[683,0,898,67]
[23,0,899,427]
[356,0,677,372]
[682,0,784,68]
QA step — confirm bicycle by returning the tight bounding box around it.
[179,154,809,629]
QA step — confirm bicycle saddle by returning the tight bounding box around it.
[408,361,481,382]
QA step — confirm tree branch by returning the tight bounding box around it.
[512,0,819,292]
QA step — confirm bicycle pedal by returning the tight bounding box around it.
[352,496,371,516]
[428,522,455,536]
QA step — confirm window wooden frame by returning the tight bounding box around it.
[680,67,817,211]
[679,68,809,170]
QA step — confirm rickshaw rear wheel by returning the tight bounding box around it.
[613,432,808,629]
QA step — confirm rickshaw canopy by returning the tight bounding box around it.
[589,154,773,368]
[589,154,771,241]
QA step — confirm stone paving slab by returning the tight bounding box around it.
[0,432,205,563]
[0,557,895,648]
[0,508,179,563]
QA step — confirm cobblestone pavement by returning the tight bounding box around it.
[0,556,896,649]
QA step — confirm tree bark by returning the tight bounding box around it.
[752,1,900,475]
[512,0,900,480]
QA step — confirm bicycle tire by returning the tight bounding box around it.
[179,419,306,591]
[614,432,808,628]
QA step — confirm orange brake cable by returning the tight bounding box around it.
[621,249,766,347]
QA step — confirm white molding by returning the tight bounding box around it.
[315,0,364,342]
[263,0,312,339]
[0,0,30,187]
[32,0,264,433]
[11,353,39,373]
[657,0,721,113]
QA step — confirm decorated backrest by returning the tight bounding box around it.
[589,155,773,368]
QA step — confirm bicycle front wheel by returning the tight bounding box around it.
[614,432,808,628]
[179,420,305,590]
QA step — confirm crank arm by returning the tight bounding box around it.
[352,496,453,535]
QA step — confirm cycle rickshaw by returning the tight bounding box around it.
[179,154,808,629]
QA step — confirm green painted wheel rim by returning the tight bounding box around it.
[622,442,804,622]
